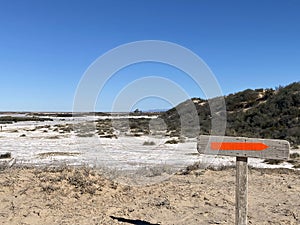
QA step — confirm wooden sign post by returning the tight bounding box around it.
[197,135,290,225]
[236,156,248,225]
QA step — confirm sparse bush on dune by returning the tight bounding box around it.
[287,153,300,168]
[33,166,108,195]
[0,116,53,123]
[47,135,60,139]
[0,152,11,159]
[263,159,284,165]
[293,163,300,168]
[99,134,118,138]
[136,165,173,177]
[76,133,94,138]
[143,141,156,146]
[37,152,81,158]
[165,139,179,144]
[178,161,236,175]
[290,152,300,159]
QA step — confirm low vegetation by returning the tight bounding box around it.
[32,166,108,195]
[263,159,284,165]
[0,152,11,159]
[0,116,53,124]
[165,139,179,144]
[143,141,156,146]
[37,152,81,158]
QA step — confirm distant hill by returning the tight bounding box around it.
[160,82,300,147]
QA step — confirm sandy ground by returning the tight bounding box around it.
[0,166,299,225]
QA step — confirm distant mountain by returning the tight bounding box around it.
[160,82,300,147]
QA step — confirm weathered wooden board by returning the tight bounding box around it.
[197,135,290,160]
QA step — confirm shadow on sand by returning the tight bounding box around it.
[110,216,160,225]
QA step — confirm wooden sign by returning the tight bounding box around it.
[197,135,290,160]
[197,134,291,225]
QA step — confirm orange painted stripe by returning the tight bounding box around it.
[211,142,268,151]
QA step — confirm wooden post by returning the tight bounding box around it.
[236,157,248,225]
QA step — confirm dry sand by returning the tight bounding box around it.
[0,166,299,225]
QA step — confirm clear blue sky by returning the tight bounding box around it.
[0,0,299,112]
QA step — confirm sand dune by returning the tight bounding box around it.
[0,166,299,225]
